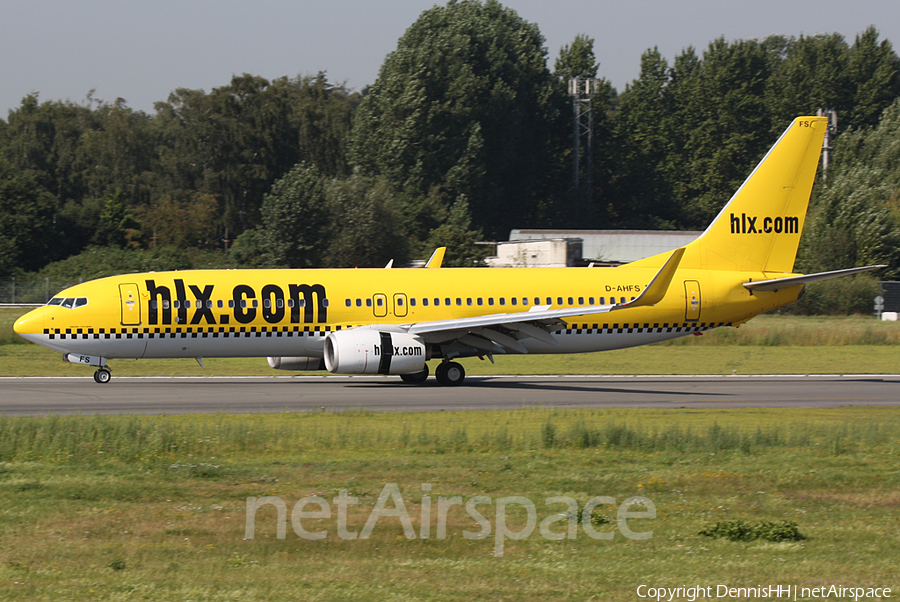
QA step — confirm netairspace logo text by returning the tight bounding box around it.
[244,482,655,557]
[637,584,893,602]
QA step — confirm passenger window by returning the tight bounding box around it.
[241,300,247,309]
[500,298,506,306]
[477,298,483,306]
[534,297,541,305]
[423,298,429,307]
[589,297,595,305]
[356,299,362,307]
[163,300,171,310]
[185,300,192,309]
[568,297,574,306]
[466,298,472,306]
[276,299,283,309]
[410,298,416,307]
[488,298,494,306]
[345,299,352,307]
[546,297,552,305]
[47,298,63,306]
[578,297,584,305]
[556,297,563,305]
[323,299,330,307]
[456,298,462,306]
[287,299,294,308]
[150,300,158,310]
[398,298,404,306]
[264,299,271,309]
[299,299,306,308]
[252,300,259,308]
[377,298,383,307]
[511,298,517,306]
[366,299,372,307]
[523,297,528,305]
[600,297,605,305]
[228,300,235,308]
[217,299,224,309]
[445,298,451,306]
[173,300,181,309]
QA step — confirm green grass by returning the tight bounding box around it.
[5,308,900,376]
[0,408,897,600]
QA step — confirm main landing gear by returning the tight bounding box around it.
[93,368,112,384]
[399,361,466,386]
[435,361,465,386]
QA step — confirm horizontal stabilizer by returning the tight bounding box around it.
[743,265,886,292]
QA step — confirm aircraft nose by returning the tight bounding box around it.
[13,307,45,337]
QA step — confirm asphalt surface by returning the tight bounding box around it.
[1,374,899,415]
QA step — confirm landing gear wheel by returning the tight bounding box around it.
[400,365,430,384]
[435,361,465,386]
[93,368,111,384]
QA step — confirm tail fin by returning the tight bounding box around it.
[675,117,828,273]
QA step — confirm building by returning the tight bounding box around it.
[485,229,703,267]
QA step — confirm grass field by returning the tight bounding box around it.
[0,408,897,600]
[4,308,900,377]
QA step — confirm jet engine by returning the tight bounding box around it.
[324,330,426,375]
[266,356,325,371]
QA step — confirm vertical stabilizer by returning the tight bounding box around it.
[680,117,828,273]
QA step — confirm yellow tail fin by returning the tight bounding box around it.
[635,117,828,273]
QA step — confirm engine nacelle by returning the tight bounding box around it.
[266,356,325,371]
[324,330,426,375]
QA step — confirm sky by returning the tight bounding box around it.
[1,0,898,117]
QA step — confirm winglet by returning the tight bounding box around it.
[425,247,446,268]
[619,248,684,309]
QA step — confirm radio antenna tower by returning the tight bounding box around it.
[569,77,600,200]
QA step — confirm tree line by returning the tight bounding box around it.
[2,0,899,284]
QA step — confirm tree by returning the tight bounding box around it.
[799,97,900,277]
[0,156,58,276]
[257,162,330,268]
[350,0,569,239]
[555,34,599,81]
[324,172,408,268]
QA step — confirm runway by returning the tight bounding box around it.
[1,374,899,415]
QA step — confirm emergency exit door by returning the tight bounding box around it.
[119,283,141,325]
[684,280,701,321]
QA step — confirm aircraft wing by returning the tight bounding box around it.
[402,248,684,353]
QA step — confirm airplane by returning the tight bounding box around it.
[13,116,884,386]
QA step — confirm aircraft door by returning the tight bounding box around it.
[684,280,701,321]
[373,294,388,318]
[393,293,408,318]
[119,283,141,326]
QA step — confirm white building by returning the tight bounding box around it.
[485,229,703,267]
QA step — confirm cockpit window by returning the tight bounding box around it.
[56,297,88,309]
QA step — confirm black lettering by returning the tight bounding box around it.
[746,216,758,234]
[261,284,285,324]
[189,284,216,324]
[146,280,172,325]
[730,213,740,234]
[289,284,327,323]
[233,285,257,324]
[785,216,799,234]
[763,217,773,233]
[774,217,783,233]
[174,279,188,324]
